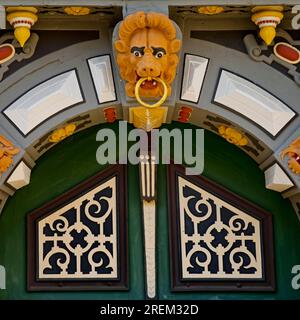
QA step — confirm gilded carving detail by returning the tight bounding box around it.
[6,7,38,47]
[115,11,181,98]
[48,124,77,143]
[64,7,90,15]
[218,126,248,146]
[251,6,283,46]
[281,136,300,175]
[197,6,224,15]
[0,135,20,174]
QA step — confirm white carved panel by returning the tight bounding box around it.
[38,177,118,279]
[214,70,295,136]
[181,54,209,103]
[3,70,83,135]
[265,163,294,192]
[7,161,31,190]
[143,200,156,299]
[178,176,263,280]
[88,55,116,104]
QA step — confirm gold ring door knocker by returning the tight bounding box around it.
[134,77,168,108]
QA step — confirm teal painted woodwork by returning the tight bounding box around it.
[0,122,299,299]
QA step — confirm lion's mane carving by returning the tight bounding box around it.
[115,11,181,98]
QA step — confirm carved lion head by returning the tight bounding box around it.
[115,11,181,98]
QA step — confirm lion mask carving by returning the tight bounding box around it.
[115,11,181,98]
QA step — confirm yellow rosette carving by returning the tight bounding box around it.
[218,126,248,146]
[49,124,77,143]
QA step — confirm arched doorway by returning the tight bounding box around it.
[0,122,299,300]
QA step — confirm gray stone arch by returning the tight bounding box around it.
[0,32,299,220]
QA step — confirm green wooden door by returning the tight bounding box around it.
[0,122,300,299]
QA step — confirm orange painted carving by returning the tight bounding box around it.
[178,106,193,123]
[104,107,117,123]
[115,11,181,98]
[0,135,20,174]
[281,136,300,175]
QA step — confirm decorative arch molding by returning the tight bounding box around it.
[0,36,299,220]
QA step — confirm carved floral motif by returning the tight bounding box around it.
[103,107,117,123]
[48,124,77,143]
[64,7,90,15]
[178,106,193,123]
[218,126,248,146]
[0,135,20,174]
[281,136,300,175]
[197,6,224,15]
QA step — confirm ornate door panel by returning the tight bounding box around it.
[27,165,127,291]
[167,164,275,292]
[26,162,276,296]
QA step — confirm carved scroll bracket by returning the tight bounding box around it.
[243,29,300,86]
[0,32,39,81]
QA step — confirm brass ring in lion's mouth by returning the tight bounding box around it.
[134,77,168,109]
[136,73,162,90]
